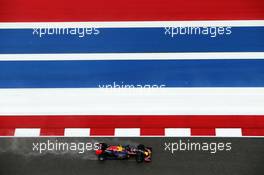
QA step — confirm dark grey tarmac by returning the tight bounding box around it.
[0,137,263,175]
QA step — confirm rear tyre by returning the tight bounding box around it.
[100,143,108,150]
[98,154,106,161]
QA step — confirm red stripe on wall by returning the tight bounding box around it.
[40,128,65,136]
[141,128,165,136]
[90,128,115,136]
[242,128,264,136]
[191,128,216,136]
[0,0,264,22]
[0,116,264,128]
[0,128,15,136]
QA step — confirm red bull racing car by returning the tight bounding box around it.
[95,143,152,163]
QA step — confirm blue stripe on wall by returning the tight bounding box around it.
[0,59,263,88]
[0,27,263,53]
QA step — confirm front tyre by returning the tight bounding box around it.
[137,144,145,150]
[135,151,144,163]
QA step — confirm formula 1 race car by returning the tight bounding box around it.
[95,143,152,163]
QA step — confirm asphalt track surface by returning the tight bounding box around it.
[0,137,263,175]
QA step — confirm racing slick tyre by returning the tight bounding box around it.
[135,151,144,163]
[98,154,106,161]
[124,145,130,151]
[100,143,108,150]
[137,144,145,150]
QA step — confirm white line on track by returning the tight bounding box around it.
[215,128,242,137]
[115,128,141,137]
[64,128,90,137]
[165,128,191,136]
[14,128,40,137]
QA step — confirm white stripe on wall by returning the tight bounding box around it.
[14,128,40,137]
[64,128,90,137]
[0,20,263,28]
[0,88,263,115]
[115,128,141,136]
[0,52,263,61]
[165,128,191,136]
[215,128,242,137]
